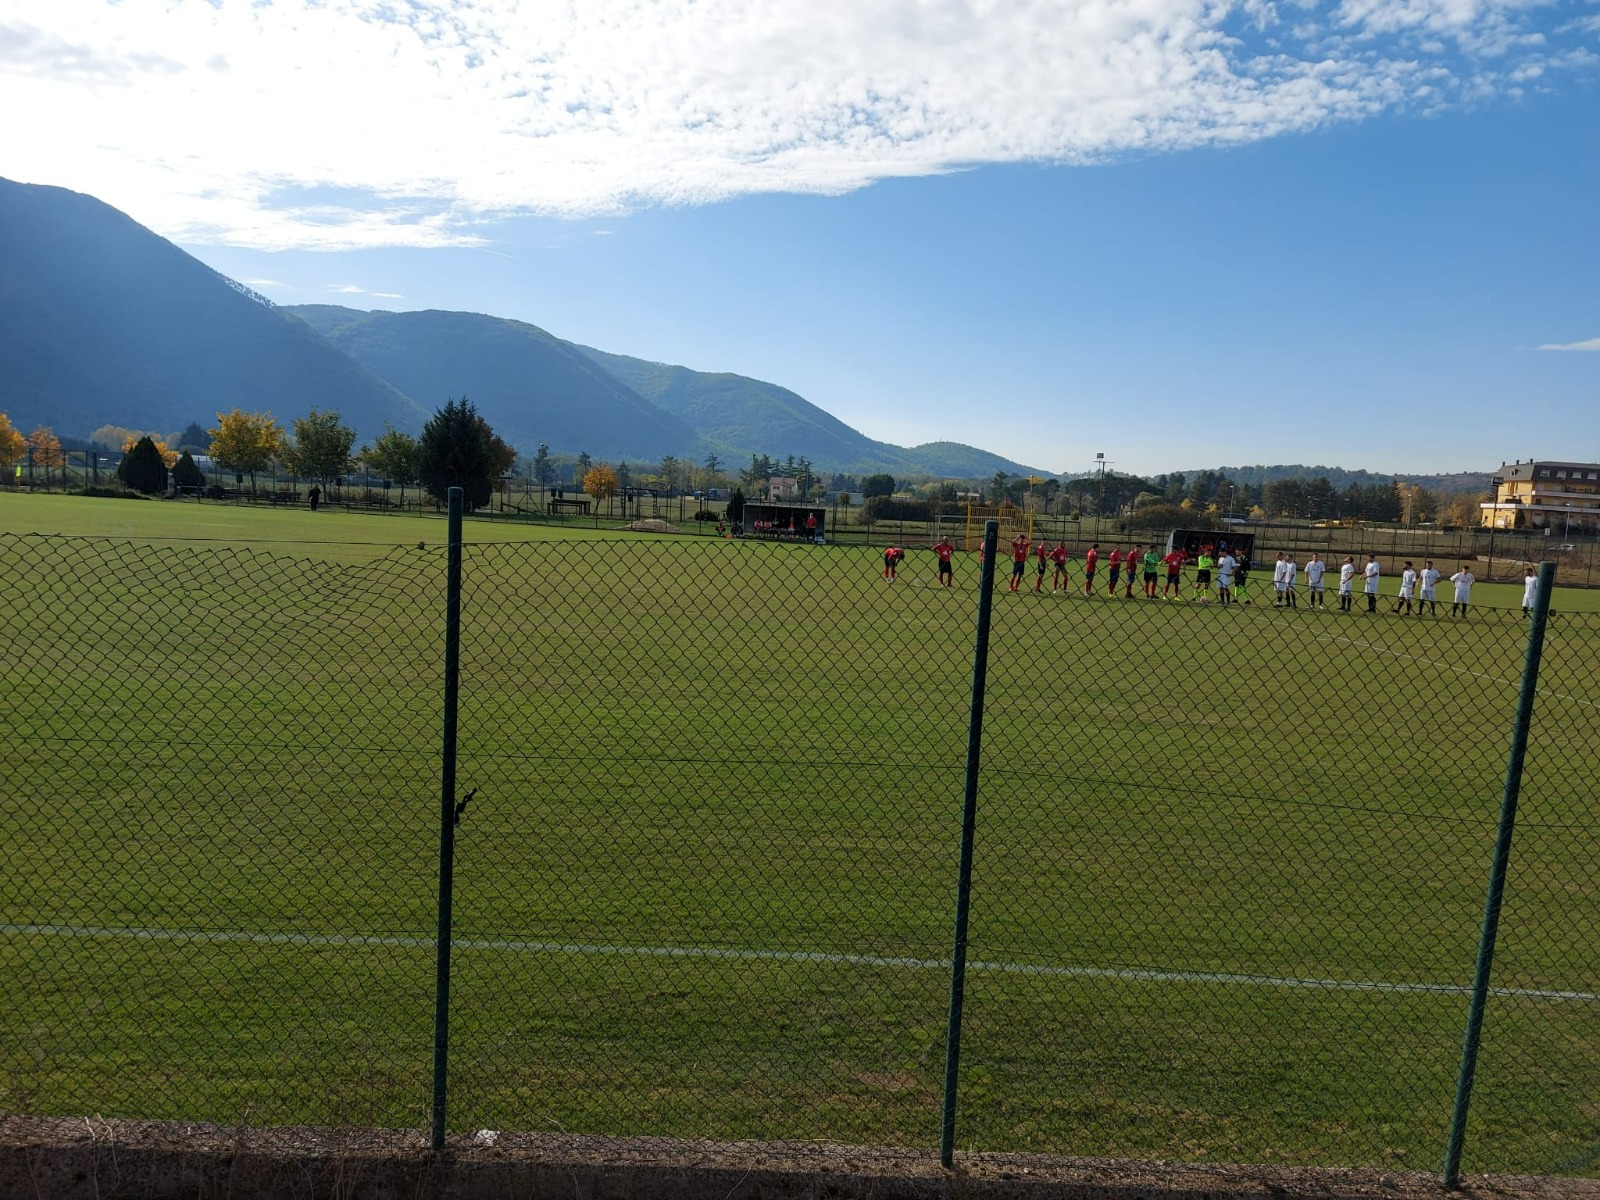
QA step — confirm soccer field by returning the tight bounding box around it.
[2,496,1597,1175]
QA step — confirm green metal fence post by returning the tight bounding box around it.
[940,518,1000,1168]
[431,486,464,1151]
[1442,559,1557,1187]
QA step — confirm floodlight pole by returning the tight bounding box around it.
[1093,453,1111,542]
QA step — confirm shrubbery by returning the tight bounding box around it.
[1129,503,1218,532]
[862,495,957,524]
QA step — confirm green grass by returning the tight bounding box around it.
[2,494,1598,1176]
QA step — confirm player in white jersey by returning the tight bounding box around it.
[1304,553,1327,609]
[1337,557,1357,612]
[1394,561,1418,614]
[1417,560,1441,616]
[1216,551,1237,606]
[1272,554,1288,607]
[1522,567,1539,617]
[1363,555,1380,613]
[1449,566,1475,617]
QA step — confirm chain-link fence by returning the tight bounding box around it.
[2,520,1596,1178]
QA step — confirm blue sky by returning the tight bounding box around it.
[4,0,1597,477]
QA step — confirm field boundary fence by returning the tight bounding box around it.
[3,499,1597,1180]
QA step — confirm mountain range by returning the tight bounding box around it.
[0,176,1038,477]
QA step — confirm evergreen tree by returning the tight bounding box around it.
[118,436,168,495]
[418,397,495,511]
[171,450,205,492]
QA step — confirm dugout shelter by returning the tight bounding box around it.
[1166,527,1255,564]
[743,503,826,543]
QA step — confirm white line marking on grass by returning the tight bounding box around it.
[1314,634,1600,711]
[6,923,1597,1004]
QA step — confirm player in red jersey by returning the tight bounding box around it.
[1082,543,1099,596]
[932,537,955,587]
[1008,534,1029,592]
[883,546,904,579]
[1050,542,1069,592]
[1125,546,1140,597]
[1106,548,1122,596]
[1162,547,1186,598]
[1034,539,1050,592]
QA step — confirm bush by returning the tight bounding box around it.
[81,485,146,500]
[862,495,940,523]
[693,509,720,522]
[1131,503,1218,532]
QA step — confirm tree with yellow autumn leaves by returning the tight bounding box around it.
[0,412,26,478]
[209,409,285,492]
[583,465,620,502]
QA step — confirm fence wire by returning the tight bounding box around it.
[1,530,1595,1177]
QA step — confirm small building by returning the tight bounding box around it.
[741,503,826,544]
[1480,461,1600,532]
[768,476,801,499]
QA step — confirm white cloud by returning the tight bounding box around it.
[1539,336,1600,351]
[326,284,367,294]
[1,0,1592,250]
[371,292,404,299]
[242,278,287,290]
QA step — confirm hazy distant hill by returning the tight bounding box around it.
[288,306,700,460]
[0,178,425,440]
[1178,464,1493,493]
[575,346,1039,477]
[574,346,898,471]
[285,308,1044,476]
